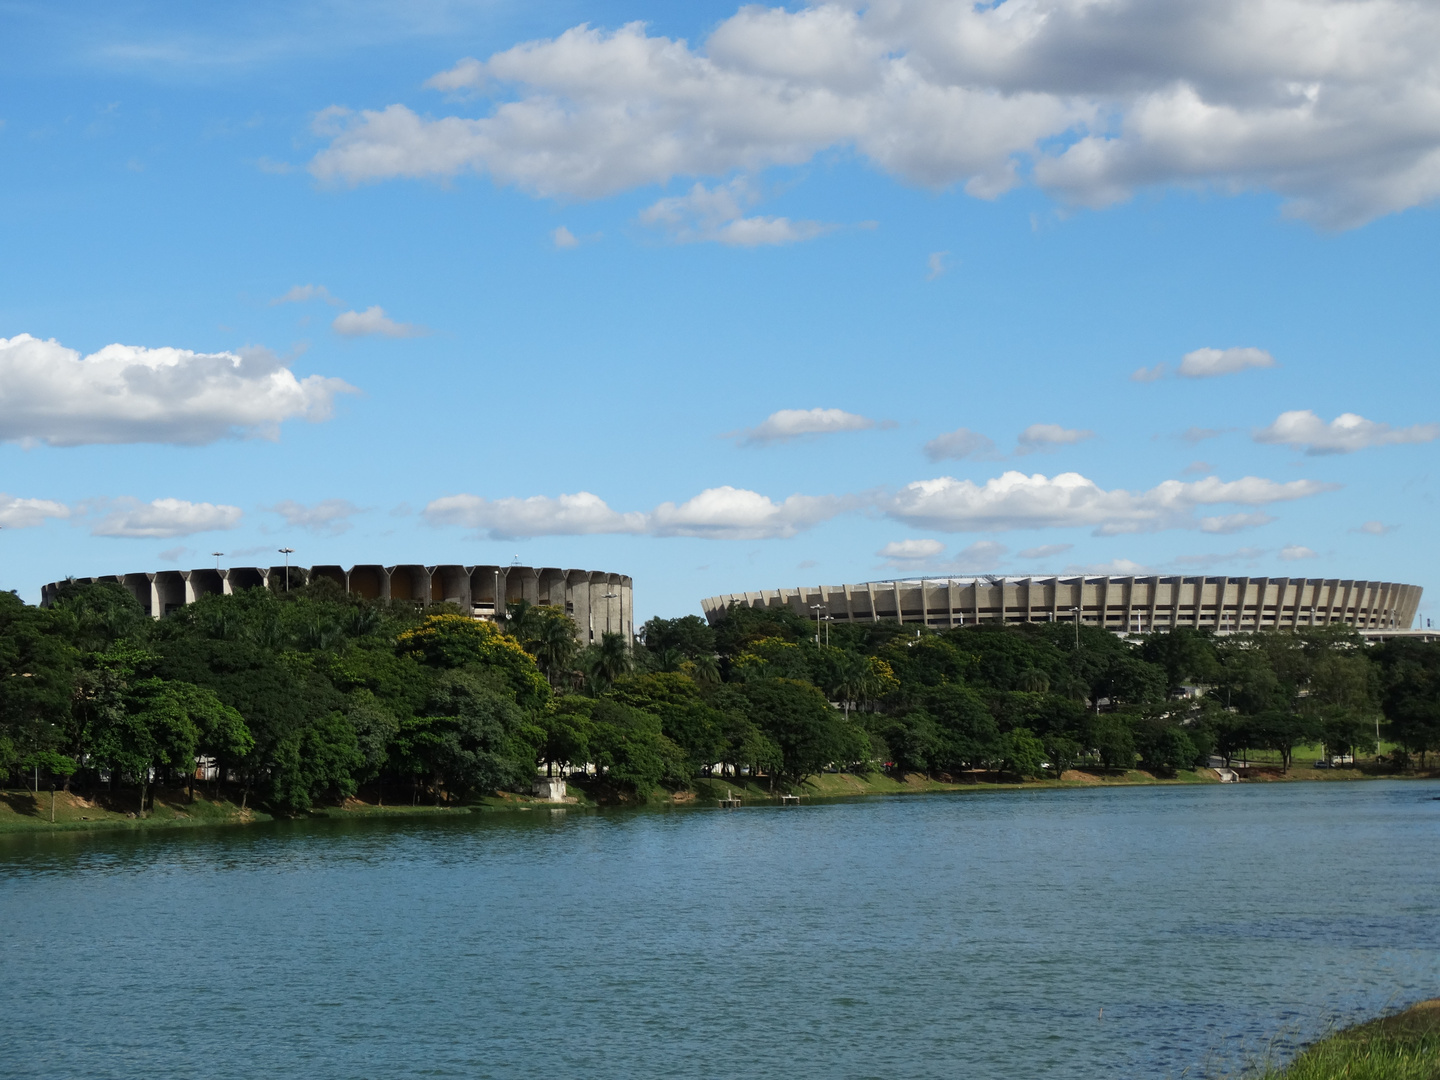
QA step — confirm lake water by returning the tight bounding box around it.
[2,780,1437,1079]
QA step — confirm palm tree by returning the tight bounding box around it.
[595,631,632,685]
[530,613,579,687]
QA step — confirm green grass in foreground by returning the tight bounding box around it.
[1256,1000,1440,1080]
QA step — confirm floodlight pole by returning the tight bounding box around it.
[1072,606,1081,649]
[810,603,825,645]
[278,548,294,591]
[212,552,223,571]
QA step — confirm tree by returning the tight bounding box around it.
[88,678,203,814]
[1043,734,1083,779]
[999,728,1046,778]
[537,700,593,778]
[1248,708,1322,773]
[740,678,865,784]
[924,684,1000,772]
[398,614,550,708]
[523,606,580,687]
[1090,714,1136,772]
[639,615,716,660]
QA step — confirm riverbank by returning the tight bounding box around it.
[4,761,1435,834]
[1257,998,1440,1078]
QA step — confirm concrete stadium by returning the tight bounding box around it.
[43,563,634,643]
[702,575,1426,639]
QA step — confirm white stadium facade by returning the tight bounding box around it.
[42,563,634,643]
[702,575,1426,639]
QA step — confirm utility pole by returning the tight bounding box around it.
[278,548,294,591]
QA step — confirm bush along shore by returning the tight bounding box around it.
[2,579,1439,832]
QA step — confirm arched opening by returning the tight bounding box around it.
[348,565,386,600]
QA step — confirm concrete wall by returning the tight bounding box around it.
[701,575,1422,634]
[41,563,634,644]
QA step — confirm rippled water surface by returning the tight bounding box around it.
[3,780,1437,1079]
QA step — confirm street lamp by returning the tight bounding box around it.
[822,614,835,647]
[212,552,224,571]
[603,591,619,636]
[1071,606,1081,648]
[278,548,294,591]
[810,603,825,645]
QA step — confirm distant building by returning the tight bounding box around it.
[702,575,1424,637]
[42,563,633,643]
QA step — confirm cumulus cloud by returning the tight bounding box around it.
[271,284,341,306]
[1280,543,1319,560]
[639,178,836,245]
[1131,363,1167,382]
[267,499,364,536]
[734,407,879,445]
[879,538,944,562]
[1018,543,1073,560]
[88,498,243,539]
[309,1,1440,227]
[424,486,849,540]
[424,491,647,539]
[883,470,1336,535]
[0,494,70,529]
[947,540,1008,572]
[923,427,998,462]
[1199,512,1275,534]
[1253,410,1440,454]
[1355,520,1393,535]
[1016,423,1094,454]
[332,306,427,338]
[552,225,580,248]
[0,334,354,446]
[651,487,846,539]
[1177,347,1276,378]
[926,251,949,280]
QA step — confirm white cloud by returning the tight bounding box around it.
[88,498,243,539]
[1182,460,1213,475]
[883,470,1336,535]
[926,251,949,280]
[650,487,845,539]
[1177,347,1276,378]
[308,2,1440,227]
[924,427,997,462]
[1253,410,1440,454]
[1131,363,1166,382]
[424,491,647,539]
[947,540,1008,572]
[271,284,341,306]
[1199,512,1274,533]
[879,538,944,562]
[1016,423,1094,454]
[1280,543,1319,560]
[552,225,580,248]
[0,334,354,446]
[423,485,848,540]
[0,494,70,529]
[1355,520,1392,535]
[1018,543,1073,560]
[267,499,364,536]
[639,178,836,245]
[332,306,427,338]
[735,407,878,445]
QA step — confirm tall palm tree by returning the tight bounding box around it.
[531,613,579,686]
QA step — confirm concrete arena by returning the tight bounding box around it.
[702,575,1423,636]
[43,564,634,643]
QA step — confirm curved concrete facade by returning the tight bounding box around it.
[702,575,1422,635]
[43,564,633,643]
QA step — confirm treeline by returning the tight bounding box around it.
[2,580,1439,814]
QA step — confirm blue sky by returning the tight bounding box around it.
[2,0,1438,624]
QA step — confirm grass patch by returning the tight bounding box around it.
[1252,999,1440,1079]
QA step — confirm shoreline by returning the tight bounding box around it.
[1258,997,1440,1078]
[3,764,1436,836]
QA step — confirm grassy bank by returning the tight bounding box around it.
[4,760,1433,834]
[1257,999,1440,1079]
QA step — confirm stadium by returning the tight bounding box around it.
[41,563,634,643]
[701,575,1426,638]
